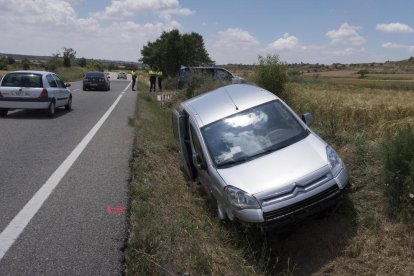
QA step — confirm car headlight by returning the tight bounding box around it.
[326,145,344,177]
[224,186,260,209]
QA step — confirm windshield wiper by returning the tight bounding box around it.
[217,144,289,168]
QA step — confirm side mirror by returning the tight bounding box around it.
[65,83,71,88]
[302,112,314,127]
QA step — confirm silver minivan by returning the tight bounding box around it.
[172,84,349,228]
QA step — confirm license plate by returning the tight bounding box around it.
[13,90,24,96]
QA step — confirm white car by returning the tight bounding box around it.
[0,70,72,117]
[173,84,349,229]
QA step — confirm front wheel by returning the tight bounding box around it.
[47,101,56,117]
[0,108,9,117]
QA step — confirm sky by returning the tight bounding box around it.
[0,0,413,65]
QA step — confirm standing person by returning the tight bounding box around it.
[149,68,157,92]
[131,70,137,91]
[157,69,163,92]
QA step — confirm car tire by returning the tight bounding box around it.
[83,86,87,91]
[47,100,56,118]
[0,108,9,117]
[65,96,72,111]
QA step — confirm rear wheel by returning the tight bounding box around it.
[47,100,56,117]
[65,96,72,110]
[0,108,9,117]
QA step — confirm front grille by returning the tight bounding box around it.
[263,185,341,222]
[260,166,333,207]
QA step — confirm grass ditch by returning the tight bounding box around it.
[126,79,414,275]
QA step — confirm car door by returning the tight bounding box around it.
[52,74,68,107]
[188,121,213,194]
[46,74,59,104]
[172,109,195,180]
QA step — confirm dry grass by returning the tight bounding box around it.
[285,80,414,275]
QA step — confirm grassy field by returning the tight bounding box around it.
[126,71,414,275]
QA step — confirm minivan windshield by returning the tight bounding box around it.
[202,100,308,168]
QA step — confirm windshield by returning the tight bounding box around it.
[202,100,308,168]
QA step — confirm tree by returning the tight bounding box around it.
[62,47,76,67]
[22,58,31,70]
[140,29,212,76]
[0,57,7,70]
[88,60,104,71]
[357,69,368,79]
[252,54,288,101]
[7,56,15,65]
[78,57,87,67]
[107,63,116,71]
[47,53,62,71]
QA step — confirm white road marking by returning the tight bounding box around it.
[72,89,80,92]
[0,83,131,260]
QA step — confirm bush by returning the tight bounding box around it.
[0,57,7,70]
[47,56,62,71]
[252,54,289,103]
[382,125,414,222]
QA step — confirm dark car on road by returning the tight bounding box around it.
[83,71,110,91]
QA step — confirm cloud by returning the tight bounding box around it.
[0,0,183,61]
[0,0,79,28]
[326,23,366,45]
[208,28,260,64]
[377,23,414,33]
[382,42,414,52]
[267,33,299,51]
[93,0,193,20]
[212,28,259,49]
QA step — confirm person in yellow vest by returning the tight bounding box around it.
[149,68,157,92]
[156,70,163,92]
[131,70,137,91]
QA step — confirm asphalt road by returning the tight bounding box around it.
[0,75,136,275]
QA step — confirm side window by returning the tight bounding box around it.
[46,75,57,87]
[53,74,65,88]
[190,124,206,167]
[216,69,232,81]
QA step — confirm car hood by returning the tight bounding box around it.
[216,134,328,195]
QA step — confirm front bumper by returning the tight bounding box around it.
[0,97,51,109]
[231,167,349,229]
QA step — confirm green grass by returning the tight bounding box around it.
[55,66,88,82]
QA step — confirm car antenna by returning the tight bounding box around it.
[224,87,239,110]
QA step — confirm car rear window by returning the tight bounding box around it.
[85,72,104,78]
[1,73,43,88]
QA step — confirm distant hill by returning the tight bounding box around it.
[0,52,140,68]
